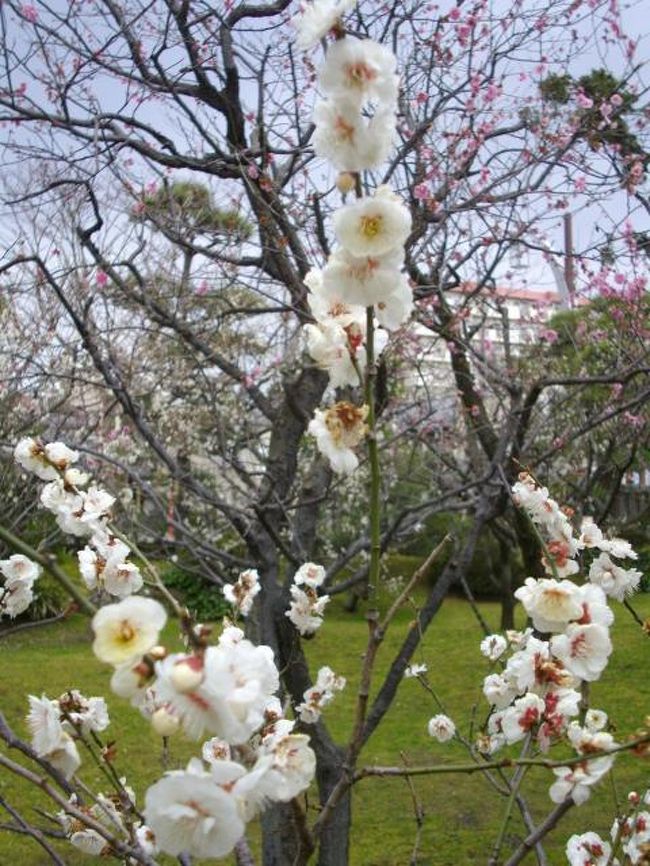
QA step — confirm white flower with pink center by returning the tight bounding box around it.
[312,98,395,171]
[319,37,399,108]
[294,562,326,589]
[427,714,456,743]
[550,623,612,682]
[144,759,244,858]
[501,693,545,744]
[566,831,612,865]
[549,756,614,805]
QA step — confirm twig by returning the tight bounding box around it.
[354,732,650,780]
[400,751,425,866]
[502,800,573,866]
[0,797,66,865]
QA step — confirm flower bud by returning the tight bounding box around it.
[628,791,640,805]
[151,707,181,737]
[148,645,167,661]
[336,172,356,194]
[170,656,204,693]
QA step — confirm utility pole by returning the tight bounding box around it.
[563,212,575,306]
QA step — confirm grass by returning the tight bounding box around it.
[0,586,648,865]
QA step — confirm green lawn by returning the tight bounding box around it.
[1,590,648,865]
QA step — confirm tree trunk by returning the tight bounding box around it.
[261,805,301,866]
[498,537,515,631]
[315,743,350,866]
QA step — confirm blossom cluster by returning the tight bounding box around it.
[297,664,346,723]
[15,437,143,598]
[566,789,650,865]
[69,595,316,858]
[293,8,413,476]
[58,785,155,859]
[0,553,40,618]
[223,567,260,617]
[286,561,331,635]
[479,474,643,809]
[13,441,317,861]
[27,690,109,780]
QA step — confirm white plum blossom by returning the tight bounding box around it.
[319,37,399,108]
[308,401,368,475]
[504,635,574,694]
[79,487,116,523]
[223,568,261,616]
[404,663,428,678]
[579,517,604,549]
[501,693,545,744]
[41,479,83,517]
[333,186,411,259]
[151,705,182,737]
[514,577,583,633]
[480,634,508,661]
[58,691,110,735]
[307,270,365,328]
[92,596,168,666]
[14,438,78,480]
[567,722,616,756]
[305,320,358,388]
[294,562,326,589]
[322,246,405,308]
[64,467,90,488]
[427,714,456,743]
[1,554,41,618]
[551,623,612,682]
[27,694,66,756]
[44,442,79,469]
[78,534,142,598]
[70,829,108,856]
[110,659,155,707]
[588,552,642,602]
[135,824,158,857]
[202,737,232,765]
[144,759,244,858]
[483,672,519,710]
[373,276,414,330]
[26,696,82,779]
[292,0,356,51]
[286,584,330,635]
[296,666,346,723]
[312,98,395,170]
[599,537,637,560]
[585,709,608,732]
[512,474,552,524]
[155,633,279,743]
[0,554,41,585]
[573,583,614,628]
[549,756,614,805]
[619,812,650,864]
[566,831,612,865]
[253,729,317,803]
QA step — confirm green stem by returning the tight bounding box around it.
[365,306,381,597]
[489,736,532,866]
[0,523,96,616]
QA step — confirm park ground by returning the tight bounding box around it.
[1,581,649,865]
